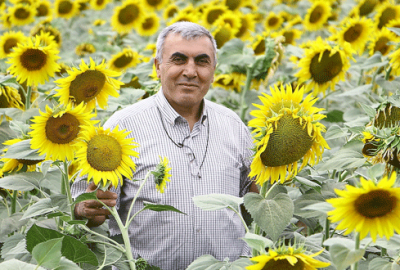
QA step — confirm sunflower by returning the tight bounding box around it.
[8,3,36,26]
[251,32,270,56]
[368,27,398,56]
[137,12,160,37]
[35,0,52,17]
[90,0,110,10]
[142,0,167,11]
[202,4,228,28]
[54,58,123,110]
[30,24,62,48]
[111,0,144,34]
[167,10,199,26]
[213,72,245,92]
[54,0,79,19]
[108,48,140,72]
[336,16,373,54]
[1,138,43,173]
[55,62,71,77]
[248,84,329,185]
[374,2,400,30]
[303,1,331,31]
[1,12,12,29]
[29,102,96,161]
[352,0,379,17]
[0,85,24,109]
[163,3,178,20]
[372,103,400,128]
[235,13,256,40]
[247,246,330,270]
[0,31,27,59]
[271,27,302,46]
[34,31,58,48]
[212,23,235,49]
[74,125,139,188]
[75,43,96,57]
[389,47,400,76]
[264,12,283,31]
[327,173,400,242]
[7,36,60,87]
[152,156,172,193]
[222,0,246,11]
[295,37,353,96]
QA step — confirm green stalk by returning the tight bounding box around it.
[11,190,18,214]
[63,161,74,220]
[78,224,125,253]
[357,69,363,86]
[25,85,32,110]
[252,182,271,257]
[126,171,151,225]
[240,66,254,122]
[351,232,360,270]
[385,66,392,81]
[323,218,330,250]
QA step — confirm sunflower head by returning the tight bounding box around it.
[264,12,283,31]
[368,28,399,56]
[374,2,400,30]
[327,173,400,242]
[54,0,80,19]
[9,3,36,26]
[90,0,110,11]
[111,0,144,34]
[202,4,228,28]
[75,43,96,57]
[248,84,329,185]
[0,85,24,109]
[35,0,52,17]
[0,31,27,59]
[108,48,140,72]
[235,13,256,40]
[303,0,332,31]
[137,12,160,37]
[247,245,330,270]
[30,24,62,48]
[75,125,140,188]
[163,3,178,20]
[372,103,400,128]
[152,156,172,193]
[337,16,373,55]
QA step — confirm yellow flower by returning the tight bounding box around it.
[1,12,13,29]
[374,2,400,30]
[303,1,332,31]
[247,246,330,270]
[29,103,96,161]
[202,4,228,28]
[336,16,373,55]
[167,10,199,26]
[327,173,400,242]
[111,0,144,34]
[213,72,245,92]
[8,3,36,26]
[0,85,24,109]
[33,31,58,48]
[251,31,270,56]
[74,125,139,188]
[0,31,27,59]
[54,0,79,19]
[35,0,52,18]
[7,36,60,87]
[142,0,168,11]
[93,19,106,26]
[30,24,62,48]
[90,0,110,10]
[271,27,302,46]
[1,138,43,173]
[235,13,256,40]
[213,10,242,35]
[108,48,140,72]
[75,43,96,57]
[295,37,353,96]
[264,12,283,31]
[351,0,379,17]
[136,12,160,37]
[368,27,399,56]
[54,57,123,110]
[248,84,329,185]
[163,3,178,20]
[212,22,235,49]
[152,156,172,193]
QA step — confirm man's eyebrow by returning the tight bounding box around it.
[170,52,187,59]
[194,54,211,61]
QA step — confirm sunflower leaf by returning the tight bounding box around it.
[218,38,255,66]
[143,202,186,215]
[2,139,45,160]
[186,254,252,270]
[22,198,59,220]
[0,259,46,270]
[243,192,294,241]
[0,172,44,191]
[192,193,243,212]
[240,233,273,254]
[328,243,365,270]
[369,257,397,270]
[72,191,98,205]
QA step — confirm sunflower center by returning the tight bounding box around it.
[378,7,396,29]
[283,31,294,45]
[114,54,134,68]
[86,134,122,171]
[167,7,178,18]
[309,5,324,23]
[214,26,232,49]
[254,39,265,55]
[359,0,377,16]
[344,23,362,43]
[58,0,73,14]
[16,159,43,165]
[69,70,106,104]
[374,105,400,128]
[0,91,11,108]
[15,7,30,19]
[225,0,240,10]
[96,0,104,5]
[36,4,49,17]
[354,189,397,218]
[146,0,161,7]
[260,114,313,167]
[268,17,279,27]
[45,113,80,144]
[374,37,390,55]
[20,49,47,71]
[118,4,139,25]
[261,257,305,270]
[207,9,224,25]
[142,17,154,30]
[236,17,248,38]
[310,50,343,84]
[4,38,18,54]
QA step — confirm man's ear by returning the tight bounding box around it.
[154,58,161,79]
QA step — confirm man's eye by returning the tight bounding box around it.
[173,57,185,63]
[198,59,209,64]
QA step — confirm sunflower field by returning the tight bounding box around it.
[2,0,400,269]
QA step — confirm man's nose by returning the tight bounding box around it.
[183,60,197,79]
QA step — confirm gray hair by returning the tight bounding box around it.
[155,21,217,66]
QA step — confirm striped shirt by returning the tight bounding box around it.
[71,89,254,269]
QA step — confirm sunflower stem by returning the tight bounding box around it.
[323,217,330,250]
[126,171,151,226]
[25,85,32,110]
[110,206,136,270]
[351,232,360,270]
[385,66,392,81]
[240,66,254,122]
[11,190,17,215]
[63,161,74,220]
[357,69,363,86]
[78,224,126,253]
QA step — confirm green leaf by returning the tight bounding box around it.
[324,125,350,140]
[0,259,46,270]
[376,77,400,91]
[54,257,83,270]
[2,139,45,160]
[0,213,29,242]
[388,27,400,36]
[295,176,321,188]
[369,258,393,270]
[192,193,243,212]
[26,224,64,253]
[218,38,255,66]
[243,193,294,241]
[186,255,252,270]
[359,102,377,118]
[361,53,388,70]
[334,84,372,98]
[329,243,365,270]
[240,233,273,254]
[0,172,44,191]
[143,202,186,215]
[301,202,334,216]
[22,198,59,219]
[72,191,98,205]
[32,237,63,269]
[325,110,344,123]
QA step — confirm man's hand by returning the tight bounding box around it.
[74,182,117,227]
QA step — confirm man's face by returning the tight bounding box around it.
[155,33,216,111]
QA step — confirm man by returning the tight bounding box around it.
[72,21,257,269]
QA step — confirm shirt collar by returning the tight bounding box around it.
[155,88,208,127]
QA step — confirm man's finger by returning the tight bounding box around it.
[96,190,117,200]
[84,199,116,208]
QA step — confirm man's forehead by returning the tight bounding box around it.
[163,33,213,53]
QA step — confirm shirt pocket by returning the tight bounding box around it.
[221,166,241,196]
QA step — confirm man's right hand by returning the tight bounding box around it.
[74,182,117,227]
